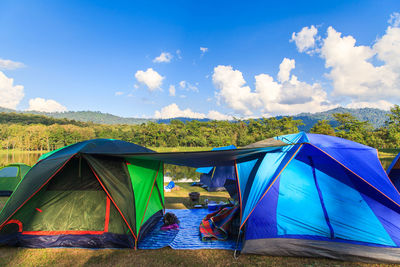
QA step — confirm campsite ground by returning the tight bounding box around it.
[0,149,399,266]
[0,183,398,266]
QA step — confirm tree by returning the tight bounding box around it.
[310,120,336,136]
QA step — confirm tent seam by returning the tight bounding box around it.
[239,144,304,229]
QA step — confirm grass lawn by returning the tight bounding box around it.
[0,183,396,266]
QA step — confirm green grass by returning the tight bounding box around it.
[165,182,230,209]
[0,186,397,266]
[0,247,390,267]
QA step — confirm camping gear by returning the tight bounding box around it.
[163,212,179,226]
[138,208,240,250]
[196,145,236,193]
[164,181,175,192]
[0,163,31,196]
[387,152,400,190]
[200,205,239,241]
[0,139,164,249]
[161,212,179,231]
[189,192,200,202]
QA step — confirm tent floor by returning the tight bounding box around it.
[138,209,241,250]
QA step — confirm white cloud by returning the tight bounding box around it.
[212,60,336,116]
[320,25,400,102]
[212,65,261,116]
[179,80,198,92]
[207,110,232,120]
[135,68,164,91]
[169,85,176,96]
[115,91,124,96]
[27,98,67,113]
[291,16,400,110]
[0,58,25,70]
[0,71,24,109]
[200,47,208,55]
[345,100,393,110]
[154,103,232,120]
[389,12,400,27]
[277,58,295,83]
[291,25,318,53]
[154,103,206,119]
[153,52,173,63]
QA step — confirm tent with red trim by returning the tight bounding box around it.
[0,139,164,248]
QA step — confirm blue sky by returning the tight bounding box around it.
[0,0,399,119]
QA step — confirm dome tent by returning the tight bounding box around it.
[0,139,164,248]
[0,163,31,196]
[235,133,400,263]
[196,145,237,192]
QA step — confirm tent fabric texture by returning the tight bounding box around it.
[388,152,400,190]
[235,132,400,263]
[0,163,31,196]
[0,139,164,248]
[196,145,237,192]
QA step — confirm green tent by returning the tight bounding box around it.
[0,163,31,196]
[0,139,164,248]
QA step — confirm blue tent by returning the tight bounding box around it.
[236,132,400,262]
[196,145,236,192]
[387,152,400,190]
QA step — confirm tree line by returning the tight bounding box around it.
[0,105,399,151]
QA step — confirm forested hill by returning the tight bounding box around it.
[292,107,389,132]
[0,106,389,129]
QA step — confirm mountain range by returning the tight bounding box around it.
[0,106,390,131]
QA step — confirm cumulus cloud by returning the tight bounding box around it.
[290,15,400,110]
[135,68,164,91]
[27,98,67,112]
[345,100,393,110]
[153,52,173,63]
[0,58,25,70]
[154,103,205,119]
[115,91,124,96]
[291,25,318,53]
[169,85,176,96]
[207,110,232,120]
[212,65,261,116]
[212,60,335,116]
[277,58,295,83]
[154,103,232,120]
[389,12,400,27]
[321,25,400,102]
[0,71,24,109]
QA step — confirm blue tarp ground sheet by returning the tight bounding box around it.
[138,209,241,250]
